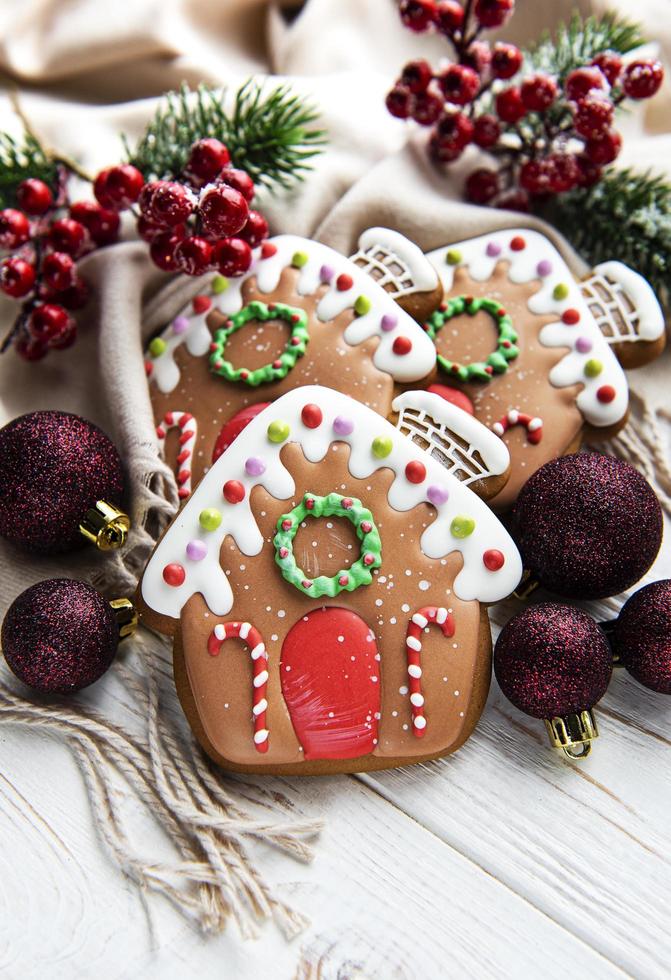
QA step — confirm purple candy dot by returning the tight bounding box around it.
[381,314,397,332]
[320,264,334,283]
[186,540,208,561]
[486,241,502,258]
[536,260,553,277]
[575,336,593,354]
[427,485,449,507]
[245,456,266,477]
[172,316,190,335]
[333,415,354,436]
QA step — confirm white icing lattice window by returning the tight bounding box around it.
[397,407,492,484]
[350,228,438,300]
[580,272,640,343]
[351,245,416,298]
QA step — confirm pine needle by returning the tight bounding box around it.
[0,133,59,209]
[526,11,646,80]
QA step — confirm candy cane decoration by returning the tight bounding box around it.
[492,409,543,445]
[207,622,269,753]
[405,606,455,737]
[156,411,198,499]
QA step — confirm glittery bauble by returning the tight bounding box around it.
[494,603,613,718]
[514,453,662,599]
[0,411,124,553]
[612,580,671,693]
[1,579,118,693]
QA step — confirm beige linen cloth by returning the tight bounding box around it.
[0,0,669,937]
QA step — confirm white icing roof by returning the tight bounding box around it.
[592,261,665,343]
[141,386,523,620]
[426,229,630,428]
[356,226,439,294]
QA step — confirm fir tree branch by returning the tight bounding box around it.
[526,10,646,80]
[542,169,671,314]
[0,132,59,209]
[125,81,327,192]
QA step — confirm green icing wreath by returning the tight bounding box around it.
[273,492,382,599]
[426,295,519,382]
[209,300,309,386]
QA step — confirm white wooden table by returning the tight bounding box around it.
[1,525,669,980]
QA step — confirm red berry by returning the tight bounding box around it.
[496,190,530,212]
[16,179,53,216]
[585,129,622,165]
[29,303,69,342]
[49,320,78,349]
[401,60,433,94]
[57,277,90,310]
[149,233,182,272]
[575,153,602,188]
[0,208,30,249]
[412,91,444,125]
[574,94,614,139]
[187,138,231,181]
[218,167,255,203]
[174,236,213,276]
[15,334,48,361]
[213,237,253,277]
[519,158,554,195]
[474,0,514,29]
[434,0,464,33]
[465,168,499,204]
[143,181,193,227]
[495,87,526,123]
[48,218,87,257]
[547,153,580,193]
[565,67,607,102]
[386,85,414,119]
[42,252,76,291]
[69,201,120,246]
[622,60,664,100]
[491,42,523,79]
[591,51,623,87]
[462,42,492,77]
[137,215,181,242]
[431,112,474,162]
[238,209,269,248]
[399,0,437,32]
[439,64,480,105]
[473,113,501,147]
[199,185,249,238]
[94,165,144,210]
[520,74,557,111]
[0,257,36,297]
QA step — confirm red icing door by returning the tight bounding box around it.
[280,607,380,760]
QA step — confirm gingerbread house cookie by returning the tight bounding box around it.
[138,386,522,775]
[145,229,443,499]
[413,229,666,511]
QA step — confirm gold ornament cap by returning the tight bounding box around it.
[544,710,599,760]
[109,598,138,639]
[79,500,131,550]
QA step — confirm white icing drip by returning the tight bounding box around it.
[589,261,665,343]
[426,229,629,428]
[141,386,523,619]
[150,308,213,394]
[352,227,439,296]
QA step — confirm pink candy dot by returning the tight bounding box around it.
[186,540,207,561]
[486,241,501,258]
[575,337,593,354]
[536,260,553,277]
[427,484,449,507]
[245,456,266,476]
[381,314,397,332]
[320,264,334,283]
[333,415,354,436]
[172,315,190,335]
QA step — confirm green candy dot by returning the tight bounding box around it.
[450,515,476,539]
[354,295,372,316]
[372,436,393,458]
[212,275,229,294]
[199,508,222,532]
[584,358,603,378]
[268,420,290,443]
[291,251,308,269]
[446,249,462,266]
[553,283,570,301]
[149,337,166,357]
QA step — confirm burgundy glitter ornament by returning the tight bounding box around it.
[0,411,129,554]
[494,603,612,757]
[514,453,662,599]
[611,580,671,693]
[1,579,136,694]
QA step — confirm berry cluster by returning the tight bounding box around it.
[0,176,120,360]
[129,139,268,278]
[387,0,664,211]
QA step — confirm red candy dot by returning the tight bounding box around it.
[336,273,353,291]
[562,308,581,325]
[301,403,323,429]
[405,460,427,484]
[163,563,186,587]
[510,236,526,251]
[597,385,616,404]
[483,549,505,571]
[223,479,245,504]
[261,242,277,258]
[144,361,153,376]
[192,295,211,314]
[393,336,412,356]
